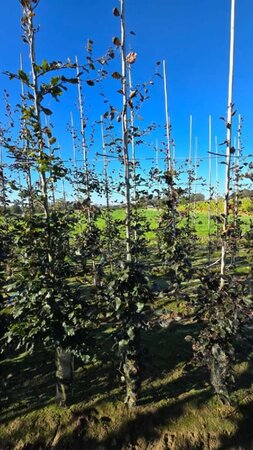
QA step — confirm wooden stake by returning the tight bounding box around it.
[187,115,193,225]
[220,0,236,288]
[128,63,137,206]
[101,117,110,212]
[208,115,212,263]
[163,60,172,171]
[193,137,198,228]
[215,136,219,236]
[70,112,79,200]
[20,53,34,214]
[76,56,90,201]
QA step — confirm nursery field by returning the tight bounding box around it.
[0,0,253,449]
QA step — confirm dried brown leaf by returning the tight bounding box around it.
[112,37,121,47]
[113,7,120,16]
[112,72,122,80]
[126,52,137,65]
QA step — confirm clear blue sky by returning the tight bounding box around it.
[0,0,252,199]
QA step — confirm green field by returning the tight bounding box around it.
[94,207,252,241]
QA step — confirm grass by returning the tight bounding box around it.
[83,207,252,242]
[1,256,253,450]
[1,320,253,449]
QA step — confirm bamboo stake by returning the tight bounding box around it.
[215,136,219,237]
[70,112,79,200]
[208,115,212,263]
[75,56,90,201]
[58,146,67,205]
[0,146,6,215]
[76,56,97,284]
[163,60,172,171]
[121,0,131,262]
[45,116,56,207]
[163,60,176,237]
[101,117,110,212]
[232,113,242,264]
[155,139,160,195]
[234,114,241,227]
[20,53,34,214]
[128,63,137,206]
[220,0,236,288]
[155,139,162,253]
[189,115,193,166]
[193,137,198,228]
[101,116,113,270]
[27,18,49,219]
[187,115,193,226]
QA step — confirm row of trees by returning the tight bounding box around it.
[0,0,252,410]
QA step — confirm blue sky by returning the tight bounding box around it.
[0,0,252,200]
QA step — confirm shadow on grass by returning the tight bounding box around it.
[52,389,212,450]
[2,321,253,449]
[0,321,199,423]
[0,348,55,424]
[217,399,253,450]
[216,344,253,450]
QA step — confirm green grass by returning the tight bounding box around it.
[1,322,253,449]
[93,208,252,242]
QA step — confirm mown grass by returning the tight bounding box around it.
[94,207,252,241]
[1,319,253,449]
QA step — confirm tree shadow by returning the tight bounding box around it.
[216,344,253,449]
[52,389,212,450]
[0,321,199,423]
[0,348,55,424]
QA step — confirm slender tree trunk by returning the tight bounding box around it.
[155,140,162,253]
[55,346,74,406]
[70,111,80,200]
[20,53,34,215]
[45,117,56,207]
[220,0,236,289]
[163,60,172,172]
[27,12,49,220]
[24,3,73,405]
[101,117,113,270]
[187,115,193,227]
[121,0,132,262]
[232,113,241,265]
[76,56,97,284]
[163,60,176,239]
[128,64,137,207]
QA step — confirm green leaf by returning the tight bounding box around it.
[18,70,29,84]
[136,302,144,313]
[42,107,53,116]
[115,297,121,311]
[49,137,56,145]
[41,59,49,72]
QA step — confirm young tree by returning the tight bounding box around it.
[3,0,95,405]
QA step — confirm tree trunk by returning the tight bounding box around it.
[210,343,230,404]
[55,346,74,406]
[122,329,140,408]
